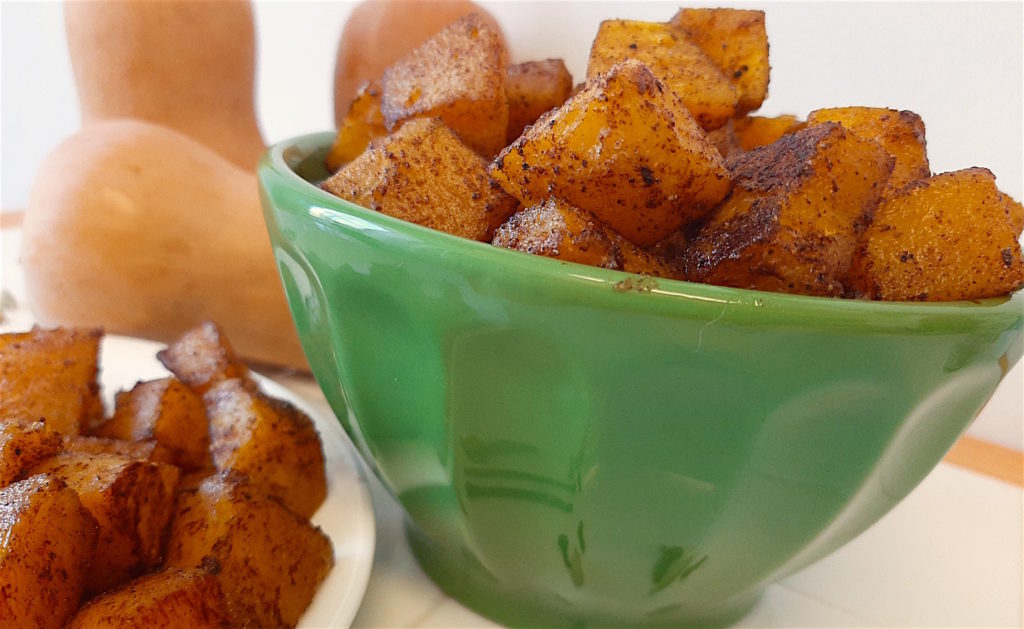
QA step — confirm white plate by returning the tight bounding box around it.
[98,334,376,628]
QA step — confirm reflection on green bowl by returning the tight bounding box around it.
[259,132,1023,628]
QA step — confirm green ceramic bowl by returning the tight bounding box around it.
[259,132,1023,628]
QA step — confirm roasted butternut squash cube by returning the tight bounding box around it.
[203,378,326,518]
[492,198,685,280]
[157,321,250,395]
[491,59,732,247]
[669,8,770,115]
[505,59,574,143]
[326,80,387,173]
[177,468,217,493]
[28,451,181,595]
[63,434,176,464]
[0,419,63,488]
[706,119,743,158]
[67,567,232,629]
[685,123,894,296]
[94,377,210,470]
[165,472,333,627]
[587,19,737,130]
[0,326,103,435]
[381,13,509,157]
[732,114,806,151]
[808,107,930,196]
[0,474,98,629]
[851,168,1024,301]
[322,117,519,241]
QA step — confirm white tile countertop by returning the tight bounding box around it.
[4,223,1020,628]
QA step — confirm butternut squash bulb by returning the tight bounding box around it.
[20,120,306,370]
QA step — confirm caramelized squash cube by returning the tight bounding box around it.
[0,474,98,629]
[156,321,250,395]
[28,451,181,595]
[0,327,103,435]
[851,168,1024,301]
[505,59,574,143]
[732,114,806,151]
[685,123,894,296]
[164,472,333,627]
[669,8,770,115]
[491,59,732,247]
[63,434,176,464]
[203,378,326,518]
[67,567,233,629]
[94,377,211,470]
[706,119,743,158]
[587,19,737,130]
[381,13,509,157]
[0,419,63,488]
[326,80,388,172]
[492,198,685,280]
[808,107,930,195]
[323,117,519,241]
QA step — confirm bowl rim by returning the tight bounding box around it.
[259,131,1024,332]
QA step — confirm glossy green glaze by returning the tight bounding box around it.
[259,133,1024,628]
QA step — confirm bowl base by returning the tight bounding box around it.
[406,521,761,628]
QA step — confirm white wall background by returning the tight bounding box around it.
[3,1,1022,209]
[1,1,1021,448]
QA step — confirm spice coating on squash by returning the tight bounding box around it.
[505,59,574,143]
[323,117,519,242]
[66,568,234,629]
[491,59,732,247]
[851,167,1024,301]
[808,107,930,197]
[381,13,509,157]
[587,19,737,130]
[669,8,770,115]
[732,114,806,151]
[27,451,180,596]
[493,198,685,279]
[0,327,104,435]
[0,474,99,629]
[0,420,63,489]
[685,123,894,296]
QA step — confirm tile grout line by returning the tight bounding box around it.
[774,580,881,627]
